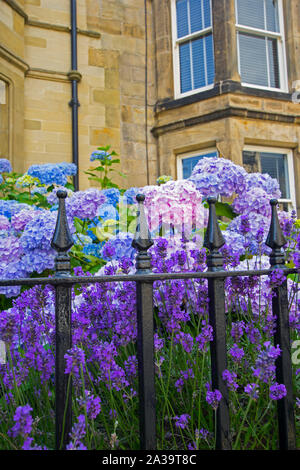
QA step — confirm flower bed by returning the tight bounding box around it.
[0,153,298,450]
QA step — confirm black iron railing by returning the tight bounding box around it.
[0,192,297,450]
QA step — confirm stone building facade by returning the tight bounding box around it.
[1,0,300,211]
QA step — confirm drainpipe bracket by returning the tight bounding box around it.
[67,70,82,82]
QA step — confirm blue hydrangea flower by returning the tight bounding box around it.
[82,243,103,259]
[90,150,111,162]
[101,188,120,207]
[97,203,119,221]
[0,200,33,219]
[28,164,67,186]
[122,187,140,205]
[57,162,77,176]
[0,260,28,297]
[20,248,55,274]
[30,186,47,195]
[101,232,135,261]
[20,211,57,251]
[0,158,12,173]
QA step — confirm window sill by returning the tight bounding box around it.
[155,80,292,113]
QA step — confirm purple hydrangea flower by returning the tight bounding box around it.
[66,189,106,220]
[189,156,248,198]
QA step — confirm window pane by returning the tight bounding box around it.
[260,152,290,199]
[243,151,291,200]
[265,0,279,32]
[179,42,192,93]
[238,33,269,87]
[267,37,280,88]
[190,0,203,33]
[242,150,261,173]
[176,0,189,38]
[192,37,205,88]
[236,0,265,30]
[203,0,212,28]
[205,33,214,84]
[182,151,217,178]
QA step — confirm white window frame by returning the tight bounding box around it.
[171,0,215,99]
[177,147,218,179]
[243,145,296,211]
[235,0,288,93]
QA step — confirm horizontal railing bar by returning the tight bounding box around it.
[0,268,298,287]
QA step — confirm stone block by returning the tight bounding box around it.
[24,119,41,130]
[25,36,47,48]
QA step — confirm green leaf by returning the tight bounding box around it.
[215,202,237,220]
[15,193,34,204]
[287,273,300,283]
[73,217,85,234]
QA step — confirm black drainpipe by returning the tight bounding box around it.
[68,0,81,191]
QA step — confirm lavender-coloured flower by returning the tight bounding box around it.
[195,321,213,352]
[65,346,85,376]
[244,383,259,400]
[78,390,101,420]
[231,321,245,342]
[173,413,190,429]
[229,343,245,363]
[222,369,238,391]
[252,341,281,383]
[66,414,87,450]
[269,383,287,400]
[9,404,33,438]
[206,389,222,410]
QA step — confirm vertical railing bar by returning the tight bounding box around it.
[203,197,231,450]
[132,194,156,450]
[266,199,296,450]
[51,190,74,450]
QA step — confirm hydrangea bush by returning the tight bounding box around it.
[0,156,298,450]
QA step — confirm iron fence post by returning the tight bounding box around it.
[266,199,296,450]
[204,197,231,450]
[51,190,74,450]
[132,194,156,450]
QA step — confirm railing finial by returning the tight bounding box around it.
[203,196,225,249]
[132,194,153,273]
[265,199,287,267]
[51,190,74,276]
